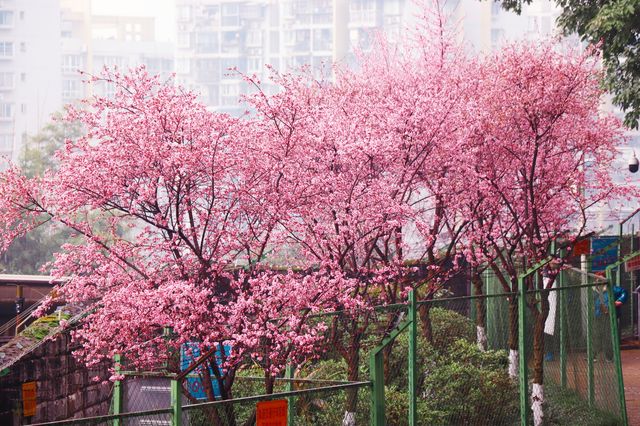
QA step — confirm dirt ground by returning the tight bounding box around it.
[622,347,640,426]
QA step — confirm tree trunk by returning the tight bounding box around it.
[531,291,550,426]
[508,296,519,378]
[382,340,393,383]
[243,376,275,426]
[343,346,360,426]
[199,365,229,425]
[418,303,433,344]
[382,310,405,382]
[472,272,487,351]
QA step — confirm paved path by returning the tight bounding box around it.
[621,348,640,426]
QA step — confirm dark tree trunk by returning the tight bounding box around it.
[508,296,518,352]
[532,291,550,386]
[242,375,275,426]
[418,303,433,344]
[344,345,360,413]
[472,271,487,350]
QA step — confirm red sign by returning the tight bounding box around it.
[256,399,287,426]
[626,254,640,272]
[572,239,591,256]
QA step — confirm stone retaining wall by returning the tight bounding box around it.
[0,332,112,425]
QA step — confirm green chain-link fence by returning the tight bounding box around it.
[28,263,627,426]
[617,209,640,339]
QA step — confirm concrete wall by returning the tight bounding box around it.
[0,332,112,425]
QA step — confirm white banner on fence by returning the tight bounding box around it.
[544,276,557,336]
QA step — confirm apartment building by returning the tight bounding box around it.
[174,0,410,115]
[0,0,62,163]
[60,0,174,104]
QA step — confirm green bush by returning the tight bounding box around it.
[420,339,518,425]
[290,307,517,425]
[386,317,518,426]
[427,306,476,350]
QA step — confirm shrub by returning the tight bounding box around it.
[427,306,476,350]
[291,307,517,425]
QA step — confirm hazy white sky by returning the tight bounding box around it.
[92,0,176,42]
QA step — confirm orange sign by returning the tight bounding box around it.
[626,254,640,272]
[256,399,287,426]
[22,381,36,417]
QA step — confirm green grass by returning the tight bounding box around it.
[544,384,622,426]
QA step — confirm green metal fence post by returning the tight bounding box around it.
[170,378,181,426]
[408,290,417,426]
[370,351,384,426]
[518,275,528,426]
[112,354,122,426]
[587,259,595,407]
[606,268,629,426]
[286,363,295,426]
[618,223,622,297]
[558,260,567,389]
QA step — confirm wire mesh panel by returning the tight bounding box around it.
[410,267,627,426]
[535,268,624,424]
[413,295,520,426]
[511,267,625,426]
[117,376,187,425]
[29,266,627,426]
[618,215,638,339]
[181,384,371,426]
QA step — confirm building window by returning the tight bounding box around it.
[19,42,25,52]
[313,29,331,51]
[492,1,502,16]
[62,55,83,73]
[20,72,25,82]
[220,83,239,97]
[221,3,240,26]
[196,32,217,53]
[0,72,13,89]
[177,6,191,21]
[176,58,191,74]
[177,32,190,48]
[295,29,310,51]
[0,11,14,27]
[350,0,376,25]
[221,35,240,54]
[0,42,13,58]
[491,28,505,48]
[0,103,13,119]
[246,30,262,47]
[247,57,262,73]
[62,80,81,99]
[0,134,12,151]
[20,103,25,114]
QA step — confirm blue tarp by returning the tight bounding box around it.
[180,343,231,400]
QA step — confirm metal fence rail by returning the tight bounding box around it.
[27,261,628,426]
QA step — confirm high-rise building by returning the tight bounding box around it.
[60,0,174,104]
[174,0,411,115]
[0,0,62,163]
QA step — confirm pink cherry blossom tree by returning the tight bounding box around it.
[0,68,348,426]
[238,10,475,422]
[461,43,627,425]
